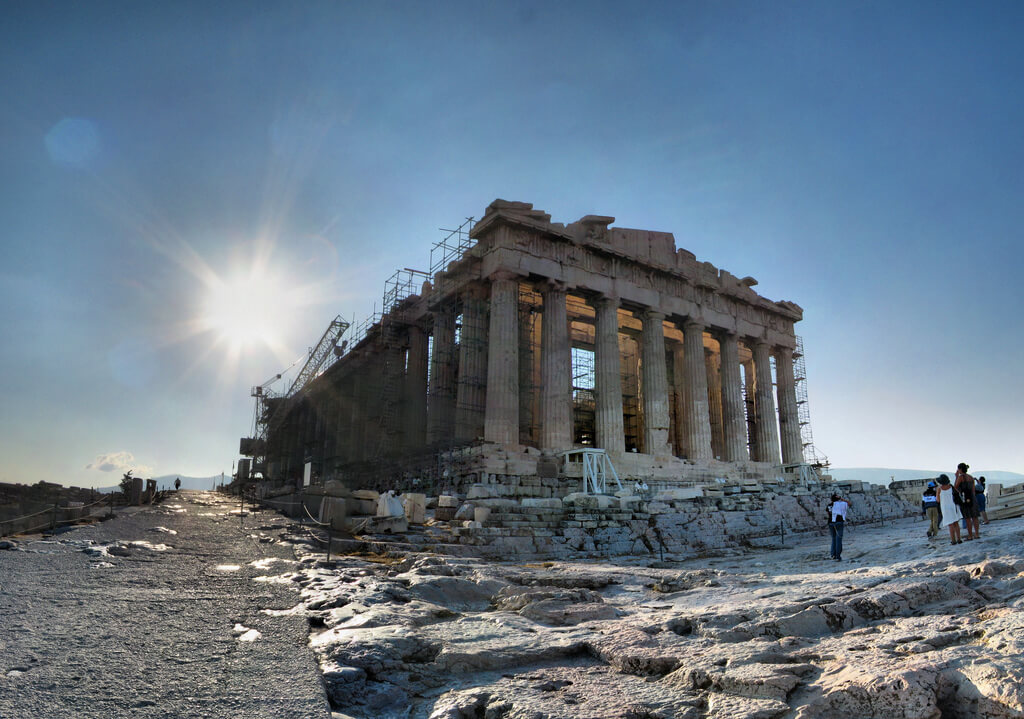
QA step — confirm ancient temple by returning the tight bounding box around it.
[258,200,811,489]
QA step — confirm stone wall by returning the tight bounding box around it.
[441,484,914,560]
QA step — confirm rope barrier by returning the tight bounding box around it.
[1,495,122,537]
[301,502,329,527]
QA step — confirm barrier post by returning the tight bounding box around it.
[51,503,58,532]
[326,523,332,562]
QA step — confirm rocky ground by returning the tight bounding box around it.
[0,491,329,719]
[3,492,1023,719]
[287,514,1024,719]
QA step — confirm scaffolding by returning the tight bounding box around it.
[571,346,596,446]
[794,335,829,468]
[430,217,475,298]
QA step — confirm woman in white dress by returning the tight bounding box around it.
[936,474,963,545]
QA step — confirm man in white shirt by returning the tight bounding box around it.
[828,494,850,561]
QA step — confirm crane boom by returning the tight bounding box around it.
[285,315,350,397]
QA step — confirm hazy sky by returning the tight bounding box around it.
[3,1,1022,488]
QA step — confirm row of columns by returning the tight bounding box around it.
[291,273,804,473]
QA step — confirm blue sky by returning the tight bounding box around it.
[2,1,1022,488]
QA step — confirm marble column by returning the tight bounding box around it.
[718,332,749,462]
[593,295,625,452]
[403,325,429,450]
[705,348,724,459]
[518,305,536,445]
[427,304,457,445]
[640,309,671,455]
[683,320,713,460]
[379,342,405,454]
[539,282,572,450]
[775,346,804,465]
[671,345,689,458]
[753,341,781,464]
[455,289,488,442]
[349,361,369,462]
[743,358,758,460]
[333,377,354,464]
[484,272,520,444]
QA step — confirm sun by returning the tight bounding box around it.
[200,270,289,351]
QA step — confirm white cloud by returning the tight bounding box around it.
[86,451,153,476]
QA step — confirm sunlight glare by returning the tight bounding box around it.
[201,269,289,351]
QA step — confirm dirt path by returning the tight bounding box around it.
[0,491,330,719]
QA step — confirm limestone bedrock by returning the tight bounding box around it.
[288,516,1024,719]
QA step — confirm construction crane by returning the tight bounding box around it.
[239,315,351,475]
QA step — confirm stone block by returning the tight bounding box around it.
[324,480,350,497]
[402,493,425,524]
[474,506,491,524]
[319,496,348,525]
[434,506,457,521]
[467,484,494,499]
[455,503,476,521]
[438,495,459,508]
[521,497,563,509]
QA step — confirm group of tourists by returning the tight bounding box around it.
[826,461,990,561]
[921,462,989,545]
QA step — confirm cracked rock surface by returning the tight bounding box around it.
[0,491,329,718]
[289,517,1024,719]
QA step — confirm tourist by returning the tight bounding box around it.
[955,462,980,540]
[977,476,990,524]
[921,481,940,539]
[174,477,181,491]
[828,493,849,561]
[936,474,963,545]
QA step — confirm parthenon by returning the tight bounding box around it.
[253,199,814,490]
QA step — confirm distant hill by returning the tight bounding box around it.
[95,474,225,493]
[831,468,1024,486]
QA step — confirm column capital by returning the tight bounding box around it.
[587,292,620,310]
[638,308,666,323]
[488,269,523,283]
[540,278,569,295]
[460,282,489,302]
[682,318,705,332]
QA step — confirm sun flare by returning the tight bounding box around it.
[201,271,289,351]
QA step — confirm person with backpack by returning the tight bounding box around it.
[921,481,940,539]
[955,462,980,540]
[977,476,990,524]
[827,493,849,561]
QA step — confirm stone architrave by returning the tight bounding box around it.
[775,346,804,464]
[484,272,520,445]
[640,309,671,456]
[753,341,782,464]
[683,320,713,460]
[427,304,457,445]
[455,287,488,442]
[593,295,625,452]
[540,281,572,450]
[718,331,749,462]
[404,325,429,450]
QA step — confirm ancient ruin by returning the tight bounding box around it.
[242,199,825,494]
